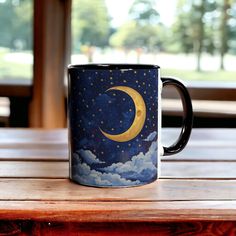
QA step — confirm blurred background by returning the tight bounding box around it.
[0,0,235,128]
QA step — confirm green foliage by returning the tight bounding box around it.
[0,0,32,50]
[129,0,159,25]
[72,0,110,51]
[110,21,166,51]
[110,0,163,52]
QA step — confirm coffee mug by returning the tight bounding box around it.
[68,64,193,187]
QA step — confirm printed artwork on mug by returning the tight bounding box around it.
[69,68,158,187]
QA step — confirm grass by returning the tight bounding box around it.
[0,50,235,82]
[162,68,236,82]
[0,50,32,80]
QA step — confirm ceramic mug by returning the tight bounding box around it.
[68,64,193,187]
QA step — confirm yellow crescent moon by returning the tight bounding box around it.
[100,86,146,142]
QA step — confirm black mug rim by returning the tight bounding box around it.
[68,63,160,70]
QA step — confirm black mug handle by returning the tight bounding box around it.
[161,77,193,156]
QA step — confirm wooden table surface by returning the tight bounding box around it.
[0,128,236,235]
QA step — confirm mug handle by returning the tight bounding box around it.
[161,77,193,156]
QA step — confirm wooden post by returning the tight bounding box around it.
[30,0,71,128]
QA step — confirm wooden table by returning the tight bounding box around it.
[0,128,236,235]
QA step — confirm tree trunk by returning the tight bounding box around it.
[220,0,230,70]
[195,0,205,72]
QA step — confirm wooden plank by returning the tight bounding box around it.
[161,162,236,178]
[162,147,236,161]
[162,99,236,118]
[1,179,236,201]
[0,147,67,161]
[0,129,67,144]
[1,221,236,235]
[1,201,236,222]
[162,81,236,101]
[1,161,236,178]
[0,79,32,97]
[0,162,67,178]
[1,144,235,162]
[0,128,233,143]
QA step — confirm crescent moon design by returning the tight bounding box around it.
[100,86,146,142]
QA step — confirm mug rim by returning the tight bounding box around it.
[68,63,160,70]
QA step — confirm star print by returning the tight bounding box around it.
[70,67,158,175]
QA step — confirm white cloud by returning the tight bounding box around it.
[144,131,157,142]
[72,158,140,187]
[72,132,158,187]
[103,141,157,181]
[77,149,105,165]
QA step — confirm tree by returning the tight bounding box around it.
[0,0,32,50]
[72,0,110,61]
[129,0,159,25]
[219,0,231,70]
[110,0,161,62]
[174,0,217,71]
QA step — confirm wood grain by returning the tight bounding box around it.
[1,201,236,222]
[0,146,67,161]
[1,161,236,178]
[1,221,236,236]
[0,129,67,144]
[0,179,236,201]
[0,128,235,230]
[30,0,71,128]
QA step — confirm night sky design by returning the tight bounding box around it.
[68,66,159,187]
